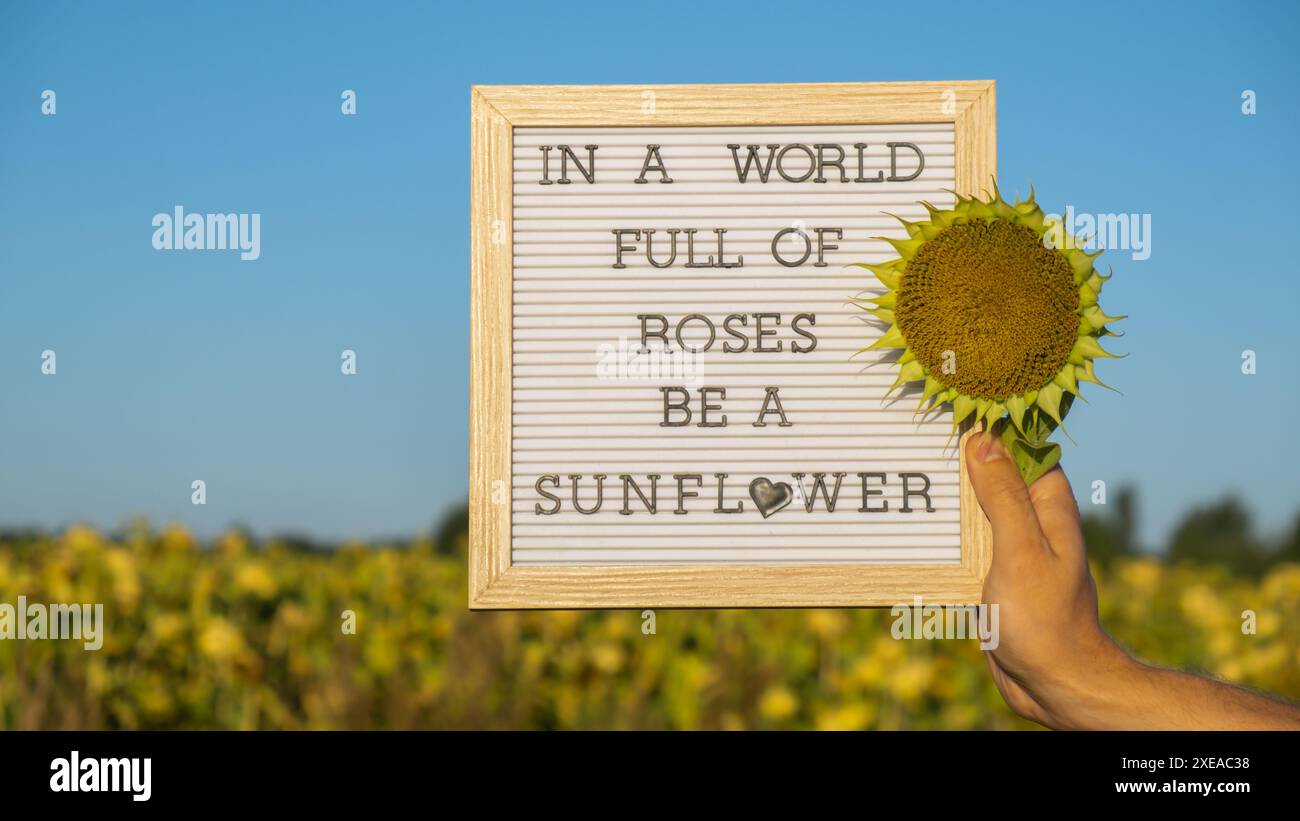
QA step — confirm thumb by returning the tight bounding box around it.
[964,428,1047,556]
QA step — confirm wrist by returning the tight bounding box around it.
[1041,633,1145,730]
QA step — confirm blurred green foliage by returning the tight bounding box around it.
[1,490,1298,729]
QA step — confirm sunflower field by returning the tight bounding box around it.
[1,510,1298,730]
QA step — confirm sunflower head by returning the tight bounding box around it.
[852,185,1124,483]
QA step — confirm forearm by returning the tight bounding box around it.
[1054,641,1300,730]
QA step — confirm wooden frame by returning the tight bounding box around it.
[470,81,996,609]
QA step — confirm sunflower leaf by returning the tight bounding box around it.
[998,422,1063,485]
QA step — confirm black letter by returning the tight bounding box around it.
[887,142,925,182]
[813,227,842,267]
[620,474,660,515]
[728,144,780,182]
[793,472,846,512]
[792,313,818,353]
[753,313,783,352]
[534,474,561,514]
[814,144,847,183]
[771,227,812,267]
[853,143,882,183]
[570,474,607,514]
[776,144,816,182]
[559,144,598,184]
[635,144,673,184]
[699,387,727,428]
[673,474,703,514]
[675,314,716,353]
[753,386,792,427]
[857,472,888,512]
[661,387,692,426]
[538,146,554,185]
[722,313,750,353]
[612,229,641,269]
[899,472,935,513]
[645,229,679,268]
[714,473,744,513]
[638,314,668,351]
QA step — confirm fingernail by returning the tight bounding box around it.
[977,432,1004,462]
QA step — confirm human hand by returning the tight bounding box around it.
[966,425,1133,729]
[967,425,1300,729]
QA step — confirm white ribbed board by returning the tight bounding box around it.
[512,124,958,565]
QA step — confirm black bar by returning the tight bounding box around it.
[0,730,1287,808]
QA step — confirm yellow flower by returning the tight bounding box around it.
[720,712,747,731]
[218,530,249,557]
[1262,565,1300,600]
[104,548,141,609]
[888,658,935,703]
[1179,584,1222,628]
[198,618,248,663]
[139,676,175,717]
[815,702,875,731]
[759,686,799,722]
[234,562,277,598]
[62,524,103,553]
[1217,659,1244,682]
[848,654,886,689]
[160,523,197,552]
[362,629,400,676]
[589,643,624,675]
[1256,609,1281,638]
[806,610,848,639]
[853,186,1122,484]
[1241,644,1289,680]
[1118,558,1162,594]
[151,613,187,643]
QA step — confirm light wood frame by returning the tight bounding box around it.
[471,81,996,609]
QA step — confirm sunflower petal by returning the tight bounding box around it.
[885,237,925,259]
[1083,303,1124,326]
[897,359,924,384]
[918,374,943,407]
[867,325,906,350]
[952,393,977,427]
[1053,362,1079,395]
[1076,360,1120,393]
[870,290,897,308]
[1035,381,1066,425]
[1073,335,1119,360]
[1005,394,1028,434]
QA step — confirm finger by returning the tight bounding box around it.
[1027,464,1085,561]
[964,428,1049,563]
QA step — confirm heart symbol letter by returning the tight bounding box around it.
[749,477,793,519]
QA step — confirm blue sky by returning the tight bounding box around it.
[1,0,1297,547]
